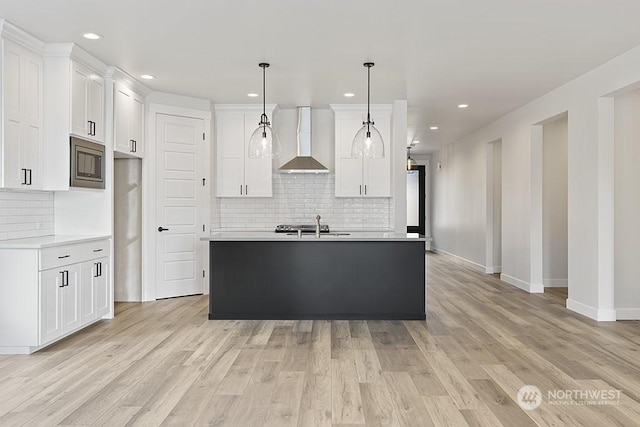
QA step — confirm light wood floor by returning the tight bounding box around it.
[1,253,639,426]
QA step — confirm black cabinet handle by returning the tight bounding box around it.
[240,185,243,195]
[365,185,367,195]
[99,262,102,277]
[27,169,32,185]
[59,271,65,287]
[60,270,69,287]
[58,254,71,259]
[359,185,362,195]
[158,227,169,232]
[245,185,248,195]
[134,140,137,153]
[21,168,27,185]
[94,262,100,278]
[92,248,103,253]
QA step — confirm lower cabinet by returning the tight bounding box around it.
[0,238,111,353]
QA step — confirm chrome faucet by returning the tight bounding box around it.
[315,215,321,238]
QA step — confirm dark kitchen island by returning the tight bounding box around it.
[203,231,426,320]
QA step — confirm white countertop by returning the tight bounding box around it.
[202,231,426,242]
[0,235,111,249]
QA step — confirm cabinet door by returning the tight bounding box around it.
[70,61,89,137]
[129,92,145,157]
[243,117,272,197]
[61,264,81,334]
[87,75,105,142]
[80,261,97,325]
[95,257,110,318]
[113,84,132,154]
[22,53,43,189]
[1,40,42,190]
[363,111,391,197]
[335,113,364,197]
[215,112,245,196]
[39,269,62,345]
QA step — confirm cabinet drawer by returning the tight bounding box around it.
[40,245,80,270]
[39,239,110,271]
[75,240,110,263]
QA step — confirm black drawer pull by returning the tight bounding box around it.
[92,249,103,252]
[58,255,71,259]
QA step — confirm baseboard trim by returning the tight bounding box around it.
[616,308,640,320]
[432,247,485,273]
[566,299,616,321]
[543,279,568,287]
[486,266,502,274]
[500,274,543,293]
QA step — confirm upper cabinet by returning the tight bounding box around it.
[331,105,392,198]
[0,25,44,190]
[42,44,108,190]
[113,79,146,158]
[215,105,276,197]
[70,61,104,143]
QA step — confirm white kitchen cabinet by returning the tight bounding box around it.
[0,38,43,190]
[94,257,110,318]
[0,237,111,354]
[114,82,145,157]
[332,105,392,198]
[71,60,105,142]
[215,105,275,197]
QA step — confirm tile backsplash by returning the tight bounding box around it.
[211,174,393,229]
[0,191,54,241]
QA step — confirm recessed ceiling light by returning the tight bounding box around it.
[458,104,469,109]
[247,93,259,97]
[344,93,355,97]
[82,33,102,40]
[140,74,155,80]
[430,126,438,130]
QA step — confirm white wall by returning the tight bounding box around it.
[0,191,54,240]
[432,42,640,320]
[542,116,568,286]
[431,137,487,270]
[614,89,640,318]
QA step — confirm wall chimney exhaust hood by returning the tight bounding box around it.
[278,107,329,173]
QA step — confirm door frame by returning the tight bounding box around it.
[143,103,211,301]
[407,165,425,235]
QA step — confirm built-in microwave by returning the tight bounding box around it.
[70,137,105,189]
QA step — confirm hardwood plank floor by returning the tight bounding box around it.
[1,252,639,426]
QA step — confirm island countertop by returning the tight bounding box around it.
[202,230,426,242]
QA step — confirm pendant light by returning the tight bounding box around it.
[248,63,280,159]
[351,62,384,159]
[407,145,417,170]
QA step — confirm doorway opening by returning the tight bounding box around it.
[486,139,502,274]
[542,114,568,289]
[407,165,425,235]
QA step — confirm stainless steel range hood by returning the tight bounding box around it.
[279,106,329,173]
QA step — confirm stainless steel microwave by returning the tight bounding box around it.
[70,137,105,189]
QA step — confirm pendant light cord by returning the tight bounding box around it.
[259,63,270,126]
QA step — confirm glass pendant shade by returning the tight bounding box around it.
[248,123,280,159]
[406,146,416,169]
[351,124,384,158]
[351,62,384,159]
[248,62,278,159]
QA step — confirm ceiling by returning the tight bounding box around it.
[3,0,640,153]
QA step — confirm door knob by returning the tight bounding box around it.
[158,227,169,232]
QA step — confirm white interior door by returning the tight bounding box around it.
[156,114,206,299]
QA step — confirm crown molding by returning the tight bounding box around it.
[105,66,152,96]
[0,19,46,54]
[329,103,393,113]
